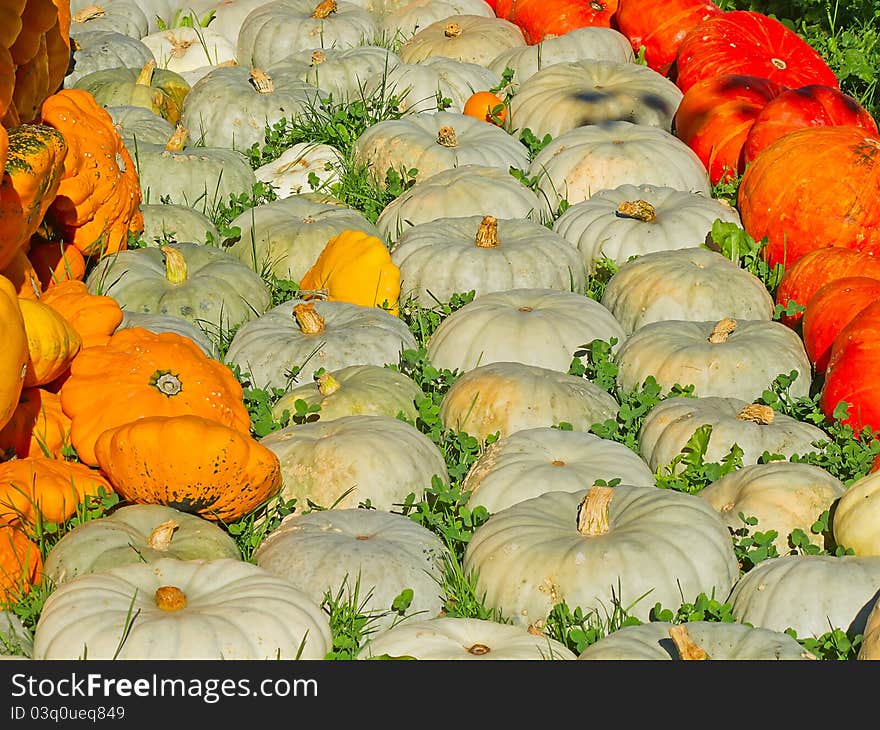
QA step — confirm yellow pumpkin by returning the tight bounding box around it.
[18,296,81,387]
[300,229,401,315]
[0,274,28,431]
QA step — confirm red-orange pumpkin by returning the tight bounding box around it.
[494,0,618,44]
[0,386,71,459]
[0,522,41,605]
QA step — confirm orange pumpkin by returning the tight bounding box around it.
[94,414,282,523]
[0,273,28,432]
[38,279,122,349]
[27,236,86,290]
[60,328,251,466]
[0,386,71,459]
[40,88,144,258]
[463,91,507,126]
[0,247,41,299]
[0,457,113,527]
[18,296,81,387]
[0,522,42,605]
[738,127,880,271]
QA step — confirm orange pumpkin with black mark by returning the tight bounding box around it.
[0,386,71,459]
[0,273,28,433]
[18,296,81,387]
[0,457,113,528]
[27,236,86,290]
[60,328,251,467]
[38,279,122,349]
[40,88,144,259]
[94,414,282,523]
[0,522,42,605]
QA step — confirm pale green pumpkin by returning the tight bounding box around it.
[138,203,220,247]
[69,0,151,39]
[65,30,155,88]
[381,0,495,43]
[116,311,219,358]
[108,105,177,152]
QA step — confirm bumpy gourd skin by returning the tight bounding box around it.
[40,88,144,258]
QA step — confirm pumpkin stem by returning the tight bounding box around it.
[293,302,326,334]
[669,625,710,660]
[736,403,775,424]
[708,317,737,344]
[298,288,330,301]
[317,372,341,396]
[576,485,614,536]
[444,22,462,37]
[312,0,336,17]
[311,50,326,65]
[249,68,274,94]
[165,124,189,152]
[616,200,656,222]
[770,57,787,69]
[475,215,499,248]
[437,126,458,148]
[161,246,188,284]
[73,4,106,22]
[467,643,490,655]
[169,36,195,58]
[155,586,187,611]
[590,0,606,10]
[150,370,183,397]
[147,520,179,551]
[136,60,157,87]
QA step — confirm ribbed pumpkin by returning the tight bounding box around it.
[17,297,81,387]
[40,88,144,259]
[0,457,113,528]
[0,386,71,459]
[0,248,41,300]
[738,126,880,272]
[26,238,86,290]
[494,0,618,45]
[0,523,41,605]
[59,328,251,466]
[0,274,29,432]
[38,279,123,350]
[94,415,282,523]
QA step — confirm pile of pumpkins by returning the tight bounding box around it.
[1,0,880,661]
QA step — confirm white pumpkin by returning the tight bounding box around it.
[254,142,344,199]
[139,26,237,75]
[381,0,495,43]
[831,471,880,557]
[398,14,526,67]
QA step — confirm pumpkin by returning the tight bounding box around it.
[614,0,722,75]
[0,274,29,431]
[178,0,267,47]
[0,248,41,299]
[17,297,81,387]
[698,462,845,554]
[601,247,774,335]
[85,241,272,336]
[439,361,619,441]
[259,414,449,510]
[673,10,839,94]
[426,288,626,374]
[299,230,401,315]
[391,214,587,306]
[0,610,33,658]
[638,397,829,473]
[0,386,71,459]
[398,15,526,67]
[494,0,618,45]
[858,596,880,660]
[32,557,332,659]
[462,90,506,126]
[358,616,576,660]
[727,554,880,640]
[236,0,379,69]
[67,0,150,39]
[672,74,785,185]
[63,29,155,88]
[139,26,237,78]
[93,414,282,523]
[225,195,382,284]
[137,202,220,247]
[463,427,655,514]
[353,110,531,190]
[830,471,880,557]
[377,165,543,243]
[0,124,68,272]
[774,248,880,331]
[226,299,417,393]
[253,142,343,200]
[38,279,123,350]
[253,508,449,632]
[0,523,41,606]
[116,311,218,359]
[552,183,741,272]
[107,103,177,149]
[529,121,711,219]
[463,485,739,627]
[802,277,880,374]
[577,620,814,660]
[486,26,634,91]
[820,298,880,433]
[26,238,86,289]
[42,503,242,587]
[271,364,423,424]
[738,127,880,272]
[40,88,145,259]
[508,59,683,140]
[59,327,251,466]
[0,457,113,528]
[381,0,495,43]
[743,84,879,166]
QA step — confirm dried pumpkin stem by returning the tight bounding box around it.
[155,586,187,611]
[736,403,775,424]
[312,0,336,17]
[467,643,490,655]
[165,124,188,152]
[150,370,183,397]
[249,68,274,94]
[444,22,462,37]
[317,372,341,396]
[669,625,710,660]
[169,37,195,58]
[615,200,656,222]
[294,302,326,334]
[311,50,326,65]
[437,126,458,147]
[136,60,157,87]
[147,520,179,551]
[708,317,737,344]
[73,4,106,22]
[576,485,614,536]
[475,215,499,248]
[161,246,188,284]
